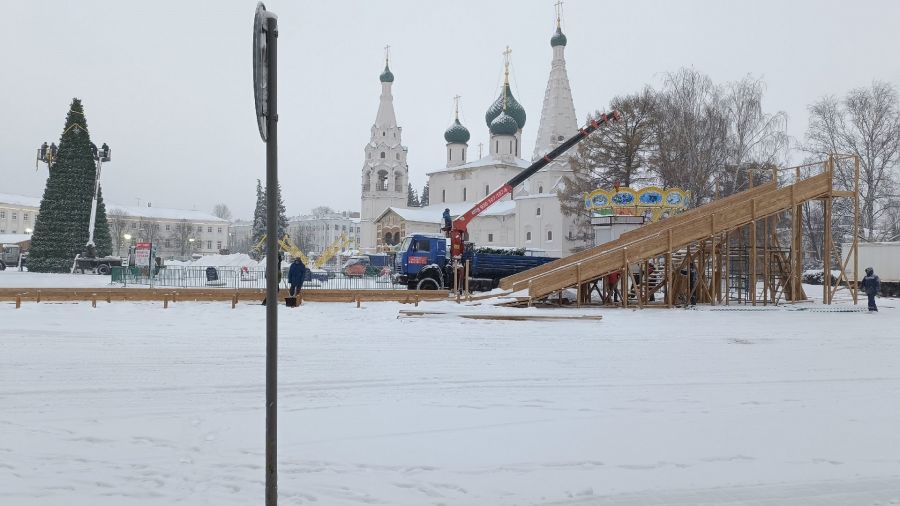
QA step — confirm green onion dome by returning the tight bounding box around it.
[444,118,471,144]
[551,26,567,47]
[489,110,518,136]
[484,83,526,130]
[379,64,394,83]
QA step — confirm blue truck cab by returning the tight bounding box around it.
[396,233,556,291]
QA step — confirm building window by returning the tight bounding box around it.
[0,211,5,219]
[538,185,543,193]
[217,241,222,250]
[207,241,212,249]
[547,230,553,241]
[485,185,489,196]
[217,227,222,234]
[207,226,212,233]
[197,225,202,232]
[165,239,171,248]
[165,224,170,231]
[396,153,400,160]
[11,212,17,220]
[442,189,446,203]
[536,207,541,216]
[23,213,29,221]
[334,224,339,230]
[380,151,385,158]
[463,187,467,201]
[526,231,532,241]
[132,222,137,229]
[488,233,493,242]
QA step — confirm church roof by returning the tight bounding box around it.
[444,118,470,144]
[489,110,518,136]
[379,63,394,83]
[484,83,526,130]
[377,200,517,224]
[425,153,531,175]
[550,26,567,47]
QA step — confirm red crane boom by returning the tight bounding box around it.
[448,110,620,258]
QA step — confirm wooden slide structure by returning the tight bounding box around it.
[500,157,860,307]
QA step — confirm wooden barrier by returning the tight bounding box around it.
[1,288,449,307]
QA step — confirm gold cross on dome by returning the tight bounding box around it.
[384,44,391,64]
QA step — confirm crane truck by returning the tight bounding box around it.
[396,111,621,291]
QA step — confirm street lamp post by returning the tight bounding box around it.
[122,233,132,286]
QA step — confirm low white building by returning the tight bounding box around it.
[0,193,40,235]
[106,204,230,259]
[289,211,361,265]
[0,193,230,260]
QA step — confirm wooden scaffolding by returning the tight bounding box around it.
[500,155,861,307]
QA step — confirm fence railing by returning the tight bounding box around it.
[111,266,406,290]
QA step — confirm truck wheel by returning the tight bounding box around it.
[0,261,6,271]
[97,264,111,275]
[416,277,440,290]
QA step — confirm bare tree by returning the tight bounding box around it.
[169,220,195,259]
[719,75,789,195]
[805,81,900,240]
[559,89,657,249]
[310,206,335,217]
[212,204,232,221]
[649,68,728,206]
[136,218,161,245]
[107,209,130,256]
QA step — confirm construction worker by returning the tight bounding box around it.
[861,266,881,312]
[442,208,452,235]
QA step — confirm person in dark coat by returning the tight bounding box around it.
[442,208,452,233]
[680,262,698,305]
[860,266,881,312]
[288,257,307,297]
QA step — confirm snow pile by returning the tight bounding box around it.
[166,253,261,268]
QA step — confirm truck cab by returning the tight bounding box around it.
[0,244,24,271]
[396,234,449,289]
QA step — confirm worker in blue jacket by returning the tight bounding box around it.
[860,266,881,312]
[288,257,307,297]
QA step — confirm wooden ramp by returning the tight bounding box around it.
[500,172,832,302]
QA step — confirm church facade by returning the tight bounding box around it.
[364,17,585,258]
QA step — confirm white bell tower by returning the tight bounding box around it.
[360,46,408,253]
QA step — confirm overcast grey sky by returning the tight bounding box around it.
[2,0,898,219]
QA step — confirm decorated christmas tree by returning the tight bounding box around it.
[28,99,113,272]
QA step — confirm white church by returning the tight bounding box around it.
[360,14,583,258]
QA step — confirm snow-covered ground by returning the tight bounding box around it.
[2,294,899,505]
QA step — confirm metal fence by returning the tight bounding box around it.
[111,266,406,290]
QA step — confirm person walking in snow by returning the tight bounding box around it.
[860,266,881,312]
[288,256,307,298]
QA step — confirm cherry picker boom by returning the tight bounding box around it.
[447,110,620,258]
